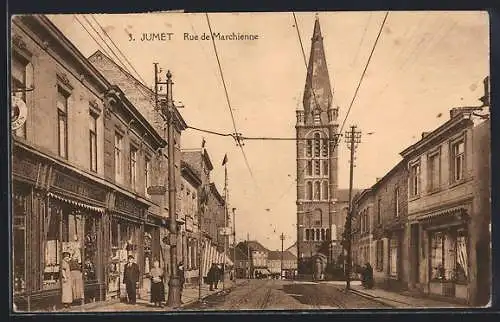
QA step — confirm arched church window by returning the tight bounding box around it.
[306,181,313,200]
[305,229,310,241]
[322,181,329,200]
[322,139,328,157]
[314,181,321,200]
[321,229,325,241]
[307,161,313,176]
[316,229,320,241]
[306,140,312,157]
[314,160,321,176]
[326,228,331,240]
[314,133,321,157]
[323,160,329,176]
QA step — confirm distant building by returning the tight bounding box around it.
[268,250,298,277]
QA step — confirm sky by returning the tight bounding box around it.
[47,11,489,251]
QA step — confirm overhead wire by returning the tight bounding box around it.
[205,13,257,182]
[89,14,148,85]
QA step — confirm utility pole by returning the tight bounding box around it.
[344,125,362,291]
[232,208,236,281]
[160,70,181,308]
[222,157,228,291]
[280,233,285,280]
[198,139,206,302]
[247,232,250,280]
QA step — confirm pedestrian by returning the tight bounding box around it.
[362,262,374,289]
[207,263,218,291]
[123,255,140,304]
[69,250,84,304]
[61,252,73,308]
[177,262,185,304]
[149,259,165,307]
[218,263,224,286]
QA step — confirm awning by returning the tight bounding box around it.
[48,192,105,213]
[417,206,468,226]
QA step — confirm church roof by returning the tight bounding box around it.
[303,16,333,116]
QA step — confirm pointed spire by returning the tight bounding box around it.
[303,15,333,124]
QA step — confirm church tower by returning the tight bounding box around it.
[296,15,339,274]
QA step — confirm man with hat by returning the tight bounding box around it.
[123,255,140,304]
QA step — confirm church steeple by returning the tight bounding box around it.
[302,15,335,125]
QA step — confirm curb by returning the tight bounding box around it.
[349,289,398,308]
[180,280,245,309]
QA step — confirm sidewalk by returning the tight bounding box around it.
[64,278,245,312]
[349,285,467,308]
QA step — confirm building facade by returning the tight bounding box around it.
[296,16,341,275]
[400,109,490,306]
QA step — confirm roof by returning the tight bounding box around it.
[336,188,363,203]
[247,240,269,253]
[181,161,202,187]
[268,250,297,261]
[209,183,225,205]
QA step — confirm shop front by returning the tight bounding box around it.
[107,192,148,302]
[383,221,406,291]
[417,207,470,303]
[12,146,108,311]
[141,213,162,298]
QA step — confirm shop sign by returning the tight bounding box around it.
[147,186,167,195]
[53,170,107,203]
[11,95,27,130]
[115,194,143,216]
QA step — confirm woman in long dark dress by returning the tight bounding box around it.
[149,260,165,307]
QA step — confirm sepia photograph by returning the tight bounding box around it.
[9,11,491,312]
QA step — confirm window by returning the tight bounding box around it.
[409,163,420,197]
[145,156,151,197]
[306,140,312,157]
[307,160,312,176]
[57,88,69,159]
[376,240,384,271]
[314,160,321,176]
[314,181,321,200]
[43,206,62,290]
[322,181,329,200]
[313,110,321,124]
[11,54,32,138]
[12,190,29,294]
[451,140,465,182]
[306,181,313,200]
[322,139,328,157]
[323,160,329,176]
[394,187,400,217]
[377,199,382,224]
[130,145,138,190]
[321,229,325,241]
[305,229,310,241]
[430,232,445,280]
[314,133,321,157]
[316,229,320,240]
[389,238,399,277]
[114,133,123,183]
[428,152,440,191]
[89,111,98,172]
[430,230,468,282]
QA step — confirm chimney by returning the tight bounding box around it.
[450,108,460,119]
[421,132,430,139]
[376,178,381,182]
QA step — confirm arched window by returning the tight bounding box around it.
[307,160,313,176]
[306,140,312,157]
[306,181,313,200]
[314,133,321,157]
[323,160,329,176]
[321,229,325,241]
[305,229,310,241]
[322,181,329,200]
[326,228,330,240]
[322,139,328,157]
[316,229,320,241]
[314,181,321,200]
[314,160,321,176]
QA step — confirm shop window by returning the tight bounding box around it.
[83,216,98,283]
[12,191,29,294]
[144,231,152,275]
[431,232,445,280]
[389,238,399,277]
[455,230,468,283]
[43,206,61,290]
